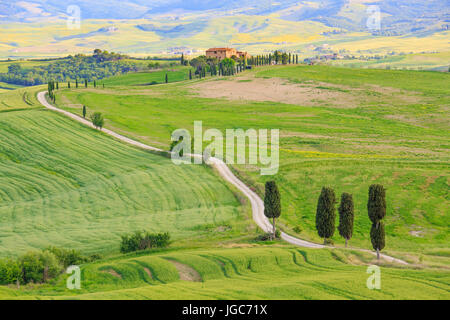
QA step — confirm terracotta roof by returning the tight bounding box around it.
[206,48,234,52]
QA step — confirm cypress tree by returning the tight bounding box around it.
[56,82,59,90]
[338,193,354,247]
[189,69,192,80]
[85,79,88,88]
[165,73,168,83]
[94,80,96,88]
[368,184,386,260]
[264,181,281,239]
[82,105,86,119]
[315,187,336,244]
[368,184,386,225]
[370,222,385,260]
[76,79,78,88]
[68,81,70,88]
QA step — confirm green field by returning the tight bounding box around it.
[0,108,248,258]
[0,246,448,300]
[53,64,449,258]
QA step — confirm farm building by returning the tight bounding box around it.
[206,48,250,60]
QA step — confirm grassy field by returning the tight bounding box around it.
[53,64,449,257]
[0,107,249,258]
[0,246,448,300]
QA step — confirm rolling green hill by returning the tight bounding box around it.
[0,107,247,258]
[0,246,448,300]
[53,64,450,257]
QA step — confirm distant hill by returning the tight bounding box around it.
[1,0,448,34]
[0,1,448,59]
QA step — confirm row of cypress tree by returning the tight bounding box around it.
[315,184,386,259]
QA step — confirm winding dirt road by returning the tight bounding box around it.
[37,91,408,265]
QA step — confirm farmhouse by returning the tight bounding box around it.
[206,47,250,60]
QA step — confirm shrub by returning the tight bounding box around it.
[0,259,21,285]
[90,112,104,129]
[88,253,103,262]
[120,231,171,253]
[293,226,302,233]
[44,246,87,268]
[19,251,63,284]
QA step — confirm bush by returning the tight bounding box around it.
[0,259,21,285]
[90,112,104,129]
[293,226,302,233]
[88,253,103,262]
[255,229,281,242]
[44,246,87,268]
[19,251,63,284]
[120,231,171,253]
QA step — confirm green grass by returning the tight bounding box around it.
[101,67,192,87]
[55,65,450,255]
[0,246,448,300]
[0,85,43,111]
[0,108,248,258]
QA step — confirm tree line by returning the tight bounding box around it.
[264,181,387,260]
[1,49,143,86]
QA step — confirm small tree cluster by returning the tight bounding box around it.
[90,112,104,129]
[0,247,95,285]
[120,231,171,253]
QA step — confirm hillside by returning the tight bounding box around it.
[0,106,247,257]
[53,64,450,258]
[0,246,449,300]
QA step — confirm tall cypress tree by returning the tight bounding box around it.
[338,193,354,247]
[76,79,78,88]
[316,187,336,244]
[85,79,88,88]
[370,222,385,260]
[82,105,86,119]
[264,181,281,239]
[368,184,386,260]
[165,73,168,83]
[189,69,192,80]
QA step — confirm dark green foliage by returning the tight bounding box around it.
[0,259,21,285]
[19,251,62,284]
[189,69,192,80]
[90,112,104,129]
[85,79,88,88]
[264,181,281,238]
[338,193,354,246]
[315,187,336,242]
[82,105,87,118]
[44,246,87,268]
[76,79,78,88]
[0,50,139,86]
[68,81,70,88]
[370,222,386,252]
[368,184,386,258]
[120,231,171,253]
[165,73,168,83]
[368,184,386,224]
